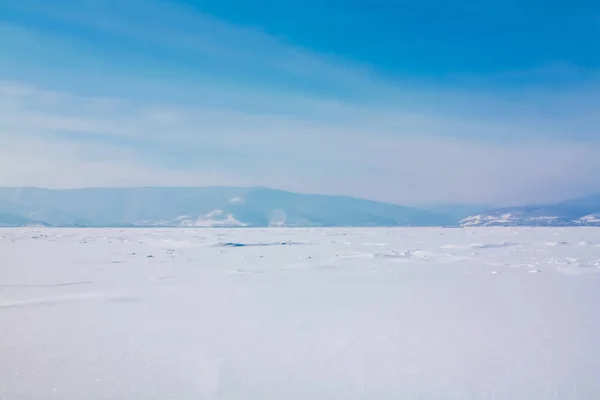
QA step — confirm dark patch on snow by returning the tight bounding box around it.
[215,242,309,248]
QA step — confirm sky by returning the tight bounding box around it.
[0,0,599,206]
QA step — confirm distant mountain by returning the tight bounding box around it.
[461,193,600,227]
[0,187,453,228]
[420,203,492,222]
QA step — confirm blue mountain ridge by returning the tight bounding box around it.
[0,187,454,228]
[2,187,599,228]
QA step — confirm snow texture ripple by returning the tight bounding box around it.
[1,227,600,399]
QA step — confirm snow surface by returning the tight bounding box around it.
[1,227,600,399]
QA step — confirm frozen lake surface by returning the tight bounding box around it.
[1,227,600,399]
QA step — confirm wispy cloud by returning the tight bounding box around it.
[1,0,599,205]
[2,81,600,205]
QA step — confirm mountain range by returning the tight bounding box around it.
[0,187,451,228]
[460,193,600,227]
[0,187,598,228]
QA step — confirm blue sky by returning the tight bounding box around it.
[0,0,599,205]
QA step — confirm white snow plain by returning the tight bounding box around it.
[1,227,600,400]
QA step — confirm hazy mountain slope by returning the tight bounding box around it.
[558,192,600,210]
[0,212,44,227]
[0,187,452,227]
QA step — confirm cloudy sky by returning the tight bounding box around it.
[1,0,599,206]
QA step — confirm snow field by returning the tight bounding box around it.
[1,227,600,399]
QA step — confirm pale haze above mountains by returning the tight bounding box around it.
[1,187,599,228]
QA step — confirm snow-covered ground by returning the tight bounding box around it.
[1,227,600,399]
